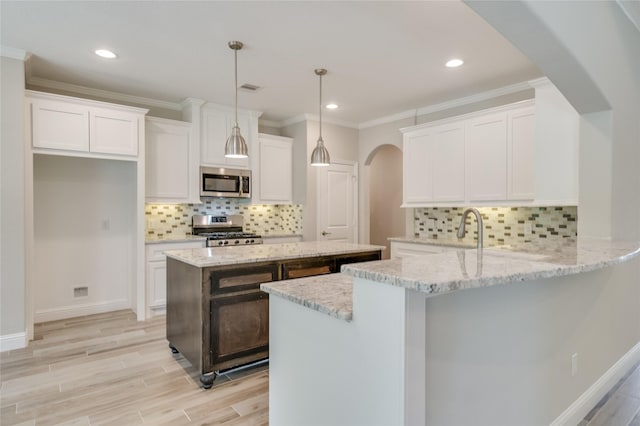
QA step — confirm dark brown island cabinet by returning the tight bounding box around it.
[166,250,381,388]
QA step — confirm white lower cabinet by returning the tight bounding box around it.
[390,241,461,259]
[145,240,205,314]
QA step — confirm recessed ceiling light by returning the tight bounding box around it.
[446,59,464,68]
[95,49,117,59]
[325,103,340,110]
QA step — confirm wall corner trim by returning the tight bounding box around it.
[0,332,28,352]
[0,45,30,61]
[550,341,640,426]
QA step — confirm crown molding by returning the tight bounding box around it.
[27,76,183,111]
[277,113,358,129]
[259,119,282,129]
[358,79,536,130]
[0,46,30,61]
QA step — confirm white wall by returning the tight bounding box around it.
[0,56,26,348]
[33,155,136,321]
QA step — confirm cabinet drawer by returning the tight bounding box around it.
[210,263,279,294]
[335,252,382,272]
[146,240,205,261]
[282,258,336,279]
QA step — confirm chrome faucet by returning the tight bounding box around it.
[457,208,483,251]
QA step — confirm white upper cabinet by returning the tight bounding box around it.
[200,104,258,169]
[403,121,465,205]
[145,117,199,203]
[401,92,577,208]
[27,91,147,159]
[256,134,293,204]
[465,112,508,201]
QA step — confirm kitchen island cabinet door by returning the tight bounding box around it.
[281,257,336,279]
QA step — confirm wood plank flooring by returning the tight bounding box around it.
[0,310,268,426]
[1,309,638,425]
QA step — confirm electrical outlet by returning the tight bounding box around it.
[74,286,88,298]
[571,353,578,377]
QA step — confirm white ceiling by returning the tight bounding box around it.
[1,1,542,126]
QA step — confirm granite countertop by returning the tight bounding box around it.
[343,238,640,296]
[164,241,385,268]
[388,235,489,249]
[261,274,354,321]
[145,234,206,244]
[263,238,640,322]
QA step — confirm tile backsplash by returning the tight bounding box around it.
[145,200,303,238]
[414,206,577,245]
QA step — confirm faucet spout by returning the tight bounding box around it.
[457,208,483,251]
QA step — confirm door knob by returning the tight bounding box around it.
[321,231,332,236]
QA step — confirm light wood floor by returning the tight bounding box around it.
[2,310,638,426]
[0,310,268,426]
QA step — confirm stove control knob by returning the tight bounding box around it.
[250,239,255,244]
[234,240,240,245]
[245,239,250,244]
[218,241,224,246]
[223,241,229,245]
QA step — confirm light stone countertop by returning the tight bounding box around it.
[261,274,354,321]
[388,235,493,248]
[145,235,206,244]
[343,238,640,295]
[164,241,385,268]
[263,238,640,322]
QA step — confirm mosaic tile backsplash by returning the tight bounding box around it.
[414,206,577,245]
[145,200,303,238]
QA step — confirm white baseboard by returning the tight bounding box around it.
[551,341,640,426]
[34,299,130,323]
[0,332,27,352]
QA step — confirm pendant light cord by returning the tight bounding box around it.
[234,47,238,127]
[318,72,323,140]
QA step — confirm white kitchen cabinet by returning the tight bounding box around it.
[145,239,205,315]
[145,117,199,203]
[403,121,465,205]
[507,106,536,200]
[465,112,508,201]
[27,90,146,159]
[390,240,461,259]
[200,105,257,169]
[256,134,293,204]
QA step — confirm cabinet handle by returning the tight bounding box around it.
[321,231,332,236]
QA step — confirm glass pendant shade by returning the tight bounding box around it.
[225,125,248,158]
[225,41,248,159]
[310,68,330,166]
[311,137,330,166]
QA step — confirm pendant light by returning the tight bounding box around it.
[310,68,330,166]
[225,41,248,159]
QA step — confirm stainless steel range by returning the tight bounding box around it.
[192,214,262,247]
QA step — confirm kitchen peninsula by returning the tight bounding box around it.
[164,241,382,388]
[262,238,640,425]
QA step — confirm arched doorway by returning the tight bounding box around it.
[367,144,404,259]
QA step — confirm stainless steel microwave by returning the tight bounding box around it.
[200,166,251,198]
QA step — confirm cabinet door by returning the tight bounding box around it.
[281,258,335,279]
[146,261,167,309]
[31,99,89,152]
[146,118,191,200]
[90,107,139,156]
[201,108,250,168]
[259,136,292,203]
[403,131,433,204]
[508,107,535,200]
[431,122,465,202]
[466,112,507,201]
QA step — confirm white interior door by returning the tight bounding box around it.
[317,161,358,242]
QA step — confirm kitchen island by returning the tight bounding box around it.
[164,241,383,388]
[262,238,640,425]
